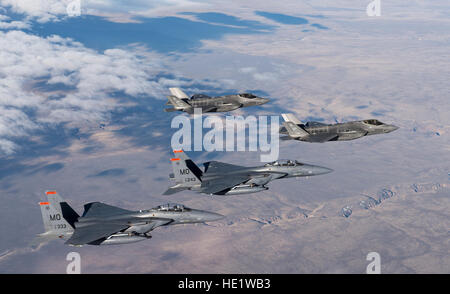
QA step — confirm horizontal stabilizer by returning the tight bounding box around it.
[163,186,190,195]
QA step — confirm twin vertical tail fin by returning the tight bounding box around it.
[38,191,78,238]
[163,150,202,195]
[281,113,310,139]
[281,113,303,125]
[169,87,189,99]
[165,95,191,110]
[164,88,192,112]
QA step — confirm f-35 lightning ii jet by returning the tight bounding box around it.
[164,87,269,113]
[36,191,223,246]
[164,150,333,196]
[280,113,398,143]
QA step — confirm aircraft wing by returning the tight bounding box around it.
[203,161,245,174]
[164,108,178,112]
[201,175,250,194]
[309,133,339,142]
[163,185,189,195]
[65,223,129,245]
[82,202,132,218]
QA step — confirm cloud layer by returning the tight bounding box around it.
[0,30,167,155]
[0,0,207,23]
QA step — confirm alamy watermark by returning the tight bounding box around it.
[366,252,381,274]
[170,109,279,162]
[366,0,381,17]
[66,252,81,274]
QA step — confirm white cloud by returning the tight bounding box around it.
[0,0,208,23]
[0,11,30,29]
[0,132,19,155]
[239,67,256,74]
[238,66,278,82]
[0,20,29,29]
[252,72,277,81]
[0,12,30,29]
[0,30,169,155]
[0,29,233,155]
[0,0,69,22]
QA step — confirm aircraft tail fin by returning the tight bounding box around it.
[282,121,310,139]
[166,95,191,111]
[39,191,76,238]
[281,113,303,125]
[165,150,202,194]
[169,87,189,99]
[45,191,79,228]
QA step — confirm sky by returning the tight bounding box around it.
[0,0,449,273]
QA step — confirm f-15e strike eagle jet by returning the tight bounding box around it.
[164,150,333,196]
[37,191,223,246]
[164,87,269,113]
[280,113,398,143]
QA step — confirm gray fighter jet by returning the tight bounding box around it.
[163,150,333,196]
[36,191,223,246]
[280,113,398,143]
[164,87,269,113]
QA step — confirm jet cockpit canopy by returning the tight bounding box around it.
[239,93,257,98]
[363,119,384,126]
[190,94,211,100]
[264,159,304,167]
[154,203,190,212]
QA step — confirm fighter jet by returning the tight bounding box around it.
[280,113,399,143]
[164,87,269,113]
[163,150,333,196]
[36,191,223,246]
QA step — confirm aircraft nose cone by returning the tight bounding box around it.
[311,166,334,175]
[204,212,224,222]
[389,125,399,132]
[383,125,399,133]
[259,98,270,105]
